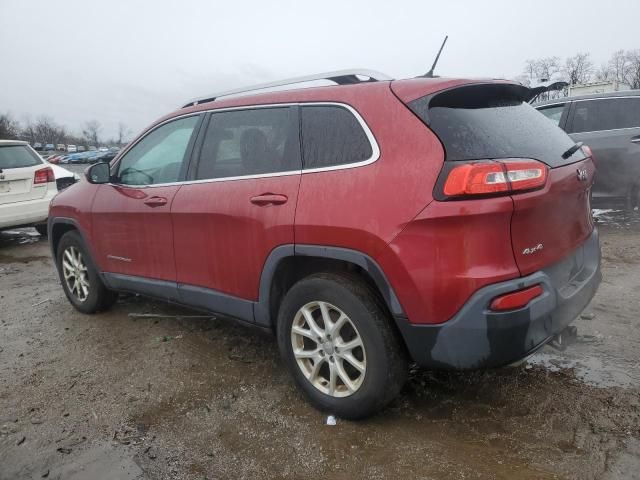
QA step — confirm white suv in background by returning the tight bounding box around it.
[0,140,58,235]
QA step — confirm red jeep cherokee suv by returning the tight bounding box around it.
[48,70,601,419]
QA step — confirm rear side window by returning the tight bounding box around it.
[0,146,42,169]
[300,105,372,169]
[570,98,640,133]
[196,107,300,180]
[409,84,578,167]
[537,104,566,126]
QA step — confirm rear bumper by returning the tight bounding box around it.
[0,195,53,229]
[396,229,601,369]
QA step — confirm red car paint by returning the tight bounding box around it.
[49,76,596,328]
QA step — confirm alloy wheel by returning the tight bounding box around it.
[62,246,90,302]
[290,301,366,397]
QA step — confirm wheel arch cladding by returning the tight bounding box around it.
[254,244,406,330]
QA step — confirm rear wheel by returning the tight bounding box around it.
[277,273,407,419]
[56,230,117,313]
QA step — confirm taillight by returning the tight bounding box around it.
[34,167,55,184]
[489,284,543,312]
[438,159,547,199]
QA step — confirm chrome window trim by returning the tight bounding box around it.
[535,102,568,110]
[110,102,380,189]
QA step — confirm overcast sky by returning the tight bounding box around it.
[1,0,638,141]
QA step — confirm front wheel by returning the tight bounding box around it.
[56,230,118,313]
[277,273,407,419]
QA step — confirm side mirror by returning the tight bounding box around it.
[85,162,111,184]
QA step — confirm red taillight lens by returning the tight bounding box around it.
[443,162,508,196]
[489,284,543,312]
[34,167,55,184]
[440,159,547,199]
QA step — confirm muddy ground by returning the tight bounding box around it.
[1,211,639,480]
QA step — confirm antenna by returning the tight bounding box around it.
[423,35,448,78]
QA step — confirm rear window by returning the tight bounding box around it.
[570,97,640,133]
[409,84,578,167]
[0,145,42,169]
[300,105,373,169]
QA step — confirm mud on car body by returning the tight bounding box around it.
[48,70,601,418]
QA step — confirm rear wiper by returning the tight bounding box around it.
[562,142,584,160]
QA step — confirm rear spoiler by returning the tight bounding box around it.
[526,81,568,104]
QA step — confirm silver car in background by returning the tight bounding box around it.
[535,91,640,210]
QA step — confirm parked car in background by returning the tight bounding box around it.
[98,147,109,152]
[56,144,66,151]
[49,71,601,418]
[65,153,84,164]
[33,142,43,151]
[0,140,57,235]
[95,150,118,162]
[67,145,77,153]
[77,146,86,152]
[89,146,97,151]
[45,143,55,151]
[535,90,640,209]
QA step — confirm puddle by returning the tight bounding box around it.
[527,350,638,389]
[0,228,44,247]
[593,208,640,230]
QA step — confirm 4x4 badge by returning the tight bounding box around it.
[577,168,588,181]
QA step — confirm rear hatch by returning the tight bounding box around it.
[0,144,49,205]
[395,81,594,275]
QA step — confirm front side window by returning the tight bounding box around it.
[570,98,640,133]
[196,107,299,180]
[116,115,199,185]
[300,105,373,169]
[537,104,566,126]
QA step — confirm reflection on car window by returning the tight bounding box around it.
[571,98,640,133]
[117,116,199,185]
[301,105,372,169]
[538,105,565,126]
[196,107,299,180]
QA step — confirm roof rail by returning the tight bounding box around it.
[181,69,392,108]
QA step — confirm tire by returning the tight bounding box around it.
[56,230,118,313]
[276,272,407,419]
[35,224,48,236]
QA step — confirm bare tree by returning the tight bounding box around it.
[82,120,101,146]
[563,53,593,85]
[623,49,640,89]
[534,56,562,83]
[608,50,629,83]
[117,122,131,146]
[594,64,613,82]
[0,113,21,140]
[21,116,67,145]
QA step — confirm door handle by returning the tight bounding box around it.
[250,194,288,206]
[143,196,168,207]
[631,136,640,144]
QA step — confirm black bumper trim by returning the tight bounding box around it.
[397,229,601,369]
